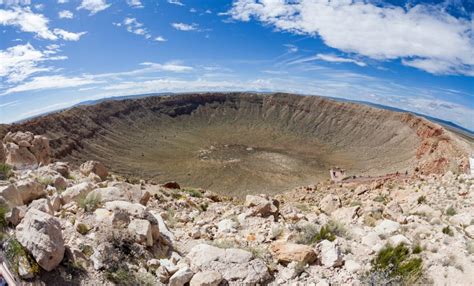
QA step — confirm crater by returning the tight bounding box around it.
[6,93,471,196]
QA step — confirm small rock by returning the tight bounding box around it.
[389,234,411,246]
[190,270,222,286]
[374,219,400,235]
[270,241,317,264]
[169,266,194,286]
[163,181,181,189]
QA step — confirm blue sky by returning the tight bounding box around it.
[0,0,473,129]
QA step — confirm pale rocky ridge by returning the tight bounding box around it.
[0,131,473,285]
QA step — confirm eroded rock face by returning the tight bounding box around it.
[3,132,51,169]
[187,244,270,284]
[16,209,65,271]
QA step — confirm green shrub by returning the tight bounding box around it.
[183,188,202,198]
[199,202,208,212]
[0,163,12,180]
[296,224,336,245]
[0,203,9,229]
[417,196,426,204]
[364,244,423,285]
[105,264,139,285]
[442,226,453,236]
[5,238,40,277]
[37,176,54,187]
[445,206,456,216]
[412,244,423,254]
[78,194,101,212]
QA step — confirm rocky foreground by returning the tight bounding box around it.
[0,131,473,285]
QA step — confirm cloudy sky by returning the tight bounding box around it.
[0,0,473,129]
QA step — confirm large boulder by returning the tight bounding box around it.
[104,201,148,218]
[187,244,270,284]
[16,209,65,271]
[80,161,108,181]
[0,183,23,207]
[128,218,153,246]
[319,194,341,214]
[16,179,46,204]
[4,142,37,170]
[86,183,150,205]
[245,194,279,217]
[270,241,317,264]
[4,131,34,144]
[317,240,344,268]
[61,182,94,204]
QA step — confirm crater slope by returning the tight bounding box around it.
[5,93,472,196]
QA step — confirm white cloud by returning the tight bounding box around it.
[53,28,86,41]
[118,17,153,39]
[168,0,184,6]
[0,0,31,6]
[0,43,66,83]
[0,7,85,41]
[154,36,167,42]
[292,54,367,67]
[0,7,57,39]
[284,44,298,53]
[139,62,193,72]
[126,0,143,8]
[58,10,73,19]
[57,0,68,3]
[1,75,99,95]
[77,0,110,15]
[228,0,474,76]
[171,22,198,31]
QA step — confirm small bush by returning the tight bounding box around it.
[0,203,9,229]
[296,224,336,245]
[442,226,453,236]
[412,244,423,254]
[417,196,426,204]
[445,206,456,216]
[105,264,139,285]
[374,194,388,204]
[364,244,423,285]
[199,202,208,212]
[466,240,474,255]
[271,225,284,240]
[37,176,54,187]
[0,163,12,180]
[5,238,40,277]
[78,194,101,212]
[183,188,202,198]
